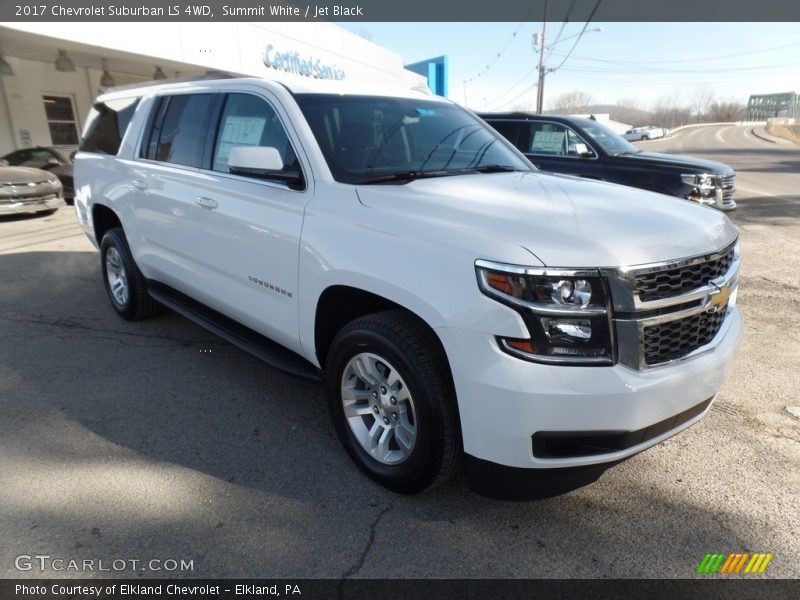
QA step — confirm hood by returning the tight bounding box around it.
[0,166,58,184]
[611,151,733,175]
[356,171,737,268]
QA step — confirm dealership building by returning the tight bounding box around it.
[0,22,436,155]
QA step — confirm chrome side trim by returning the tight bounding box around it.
[475,259,599,279]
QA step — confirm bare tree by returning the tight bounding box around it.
[707,99,745,122]
[651,92,692,129]
[612,97,647,127]
[690,88,716,123]
[549,90,594,114]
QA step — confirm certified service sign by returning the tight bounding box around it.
[263,44,345,80]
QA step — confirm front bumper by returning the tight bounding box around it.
[437,305,742,471]
[0,193,63,215]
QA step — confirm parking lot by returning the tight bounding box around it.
[1,124,798,579]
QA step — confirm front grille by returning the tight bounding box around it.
[720,174,735,207]
[643,306,727,365]
[634,246,735,303]
[0,193,58,205]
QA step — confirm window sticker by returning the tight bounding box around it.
[216,116,266,165]
[531,130,566,154]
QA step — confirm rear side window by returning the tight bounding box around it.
[80,97,140,155]
[142,94,214,167]
[488,121,524,149]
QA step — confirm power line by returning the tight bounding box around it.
[462,3,540,88]
[557,59,800,75]
[548,39,800,68]
[485,66,538,110]
[543,0,577,62]
[548,0,603,74]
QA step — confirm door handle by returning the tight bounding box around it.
[131,179,148,190]
[194,197,218,210]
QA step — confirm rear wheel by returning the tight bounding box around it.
[326,311,461,493]
[100,228,162,321]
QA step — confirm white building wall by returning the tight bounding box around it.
[0,55,147,153]
[0,22,425,155]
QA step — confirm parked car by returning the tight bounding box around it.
[1,146,75,204]
[74,78,742,499]
[0,165,63,216]
[622,126,666,141]
[481,113,736,211]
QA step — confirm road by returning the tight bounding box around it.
[1,125,798,580]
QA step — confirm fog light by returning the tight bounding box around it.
[542,318,592,344]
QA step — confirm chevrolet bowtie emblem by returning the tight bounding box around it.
[705,281,732,313]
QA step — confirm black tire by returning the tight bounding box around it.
[100,227,162,321]
[326,310,462,494]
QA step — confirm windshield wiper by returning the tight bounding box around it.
[461,165,522,174]
[353,170,454,185]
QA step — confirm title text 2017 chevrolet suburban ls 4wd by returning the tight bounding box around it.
[74,77,742,499]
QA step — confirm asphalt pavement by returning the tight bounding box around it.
[1,125,798,579]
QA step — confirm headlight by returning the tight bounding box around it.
[681,173,716,189]
[476,261,614,365]
[47,177,59,185]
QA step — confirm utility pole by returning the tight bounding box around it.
[535,0,548,114]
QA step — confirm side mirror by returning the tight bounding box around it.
[228,146,284,176]
[69,150,77,161]
[571,142,593,157]
[47,157,61,166]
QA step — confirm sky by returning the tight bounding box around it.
[340,22,800,112]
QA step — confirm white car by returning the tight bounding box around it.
[623,126,666,141]
[73,77,742,499]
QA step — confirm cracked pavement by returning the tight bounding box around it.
[0,124,798,579]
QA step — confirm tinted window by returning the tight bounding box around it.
[295,94,530,184]
[488,121,525,148]
[147,94,213,167]
[81,97,141,155]
[212,93,301,182]
[580,121,639,155]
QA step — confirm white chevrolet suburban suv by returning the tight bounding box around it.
[74,76,742,499]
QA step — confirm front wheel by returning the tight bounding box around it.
[326,311,461,494]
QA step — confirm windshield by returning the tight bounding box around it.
[580,121,640,155]
[295,94,532,184]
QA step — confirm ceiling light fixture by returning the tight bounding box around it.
[55,49,75,72]
[0,44,13,76]
[100,59,115,87]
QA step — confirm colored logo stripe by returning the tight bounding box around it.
[697,552,773,574]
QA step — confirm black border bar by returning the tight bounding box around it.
[1,579,798,600]
[2,0,800,22]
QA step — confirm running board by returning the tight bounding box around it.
[147,282,322,382]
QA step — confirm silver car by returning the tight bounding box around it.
[0,166,63,216]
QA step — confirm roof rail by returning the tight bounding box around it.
[104,70,245,93]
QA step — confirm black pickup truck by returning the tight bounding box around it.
[479,113,736,211]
